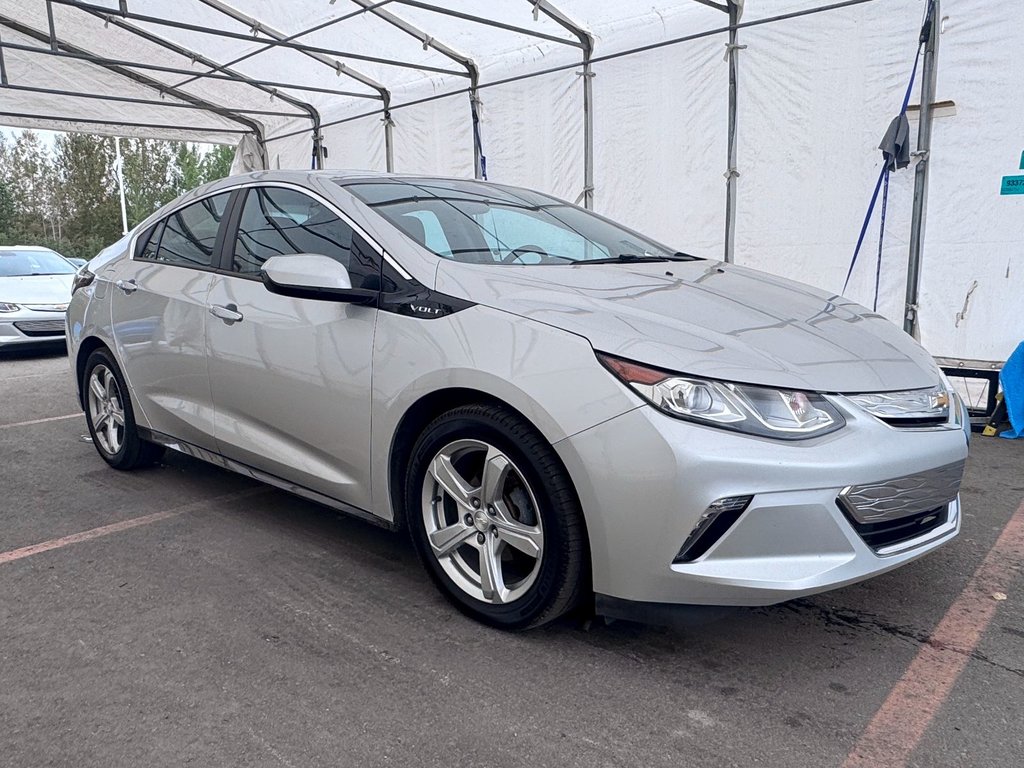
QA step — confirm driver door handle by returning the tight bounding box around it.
[209,303,244,324]
[115,279,137,295]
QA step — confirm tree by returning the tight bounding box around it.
[120,138,176,227]
[200,144,235,182]
[52,133,121,258]
[0,129,240,257]
[171,141,204,195]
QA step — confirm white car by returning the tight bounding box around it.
[66,172,970,629]
[0,246,76,347]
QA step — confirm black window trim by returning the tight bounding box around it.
[132,190,235,273]
[128,181,410,281]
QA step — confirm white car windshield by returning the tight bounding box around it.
[343,178,697,266]
[0,249,77,277]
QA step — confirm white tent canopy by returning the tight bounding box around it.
[1,0,1021,365]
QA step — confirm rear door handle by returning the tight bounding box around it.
[115,279,137,295]
[209,303,244,324]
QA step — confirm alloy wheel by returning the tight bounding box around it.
[87,364,126,456]
[421,439,545,604]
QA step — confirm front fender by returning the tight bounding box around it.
[368,305,641,521]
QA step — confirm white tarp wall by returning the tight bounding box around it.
[2,0,1021,363]
[735,0,1022,365]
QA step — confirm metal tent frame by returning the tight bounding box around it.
[0,0,937,288]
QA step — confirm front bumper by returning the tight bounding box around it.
[555,398,968,607]
[0,313,68,346]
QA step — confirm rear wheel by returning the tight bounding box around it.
[83,348,164,470]
[406,404,587,630]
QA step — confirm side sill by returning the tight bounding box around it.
[138,427,396,531]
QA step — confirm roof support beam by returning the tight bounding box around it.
[691,0,731,12]
[166,0,398,93]
[392,0,583,49]
[0,30,7,85]
[531,1,595,208]
[0,110,249,135]
[193,0,398,170]
[0,38,381,99]
[55,5,321,166]
[50,0,467,78]
[59,7,320,120]
[0,82,308,118]
[348,0,484,177]
[0,15,264,142]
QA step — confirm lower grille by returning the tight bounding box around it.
[841,504,948,551]
[838,461,965,524]
[13,319,66,337]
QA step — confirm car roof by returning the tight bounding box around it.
[0,245,59,251]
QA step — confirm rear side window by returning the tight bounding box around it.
[231,187,380,288]
[149,193,230,268]
[135,222,163,260]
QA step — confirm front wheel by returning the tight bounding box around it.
[83,348,164,470]
[406,405,588,630]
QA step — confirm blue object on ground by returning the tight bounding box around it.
[1000,341,1024,439]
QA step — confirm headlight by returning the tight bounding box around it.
[597,352,845,440]
[0,302,20,312]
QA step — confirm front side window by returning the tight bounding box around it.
[0,249,76,276]
[151,193,230,268]
[343,178,685,266]
[232,187,380,288]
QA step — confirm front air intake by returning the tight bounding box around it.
[673,495,753,564]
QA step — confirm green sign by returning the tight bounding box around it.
[1020,150,1024,170]
[1001,175,1024,195]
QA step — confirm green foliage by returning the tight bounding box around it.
[201,144,235,182]
[0,130,239,258]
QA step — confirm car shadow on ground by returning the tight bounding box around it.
[0,343,67,361]
[152,449,983,662]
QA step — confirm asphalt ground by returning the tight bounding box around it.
[1,345,1022,768]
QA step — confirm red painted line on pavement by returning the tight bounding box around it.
[0,510,182,565]
[843,499,1024,767]
[0,413,82,429]
[0,488,267,566]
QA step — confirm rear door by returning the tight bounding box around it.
[205,185,380,510]
[109,192,232,449]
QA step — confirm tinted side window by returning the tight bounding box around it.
[232,187,380,288]
[153,193,230,268]
[135,221,164,260]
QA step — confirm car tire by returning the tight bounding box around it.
[406,404,588,630]
[82,348,164,470]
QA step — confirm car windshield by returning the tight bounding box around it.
[0,249,76,277]
[342,178,696,266]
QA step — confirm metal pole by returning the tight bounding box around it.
[904,0,940,337]
[470,75,484,179]
[0,31,8,86]
[582,51,594,210]
[114,136,128,235]
[383,95,395,172]
[724,1,741,264]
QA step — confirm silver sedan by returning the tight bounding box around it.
[0,246,77,347]
[66,172,970,629]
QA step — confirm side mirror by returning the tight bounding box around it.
[260,254,377,305]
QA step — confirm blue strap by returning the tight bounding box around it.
[843,0,932,298]
[873,167,890,311]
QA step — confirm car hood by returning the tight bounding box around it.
[434,259,940,393]
[1,274,74,305]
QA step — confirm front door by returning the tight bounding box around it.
[110,192,232,449]
[205,185,380,510]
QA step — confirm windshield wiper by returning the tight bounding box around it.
[577,252,699,265]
